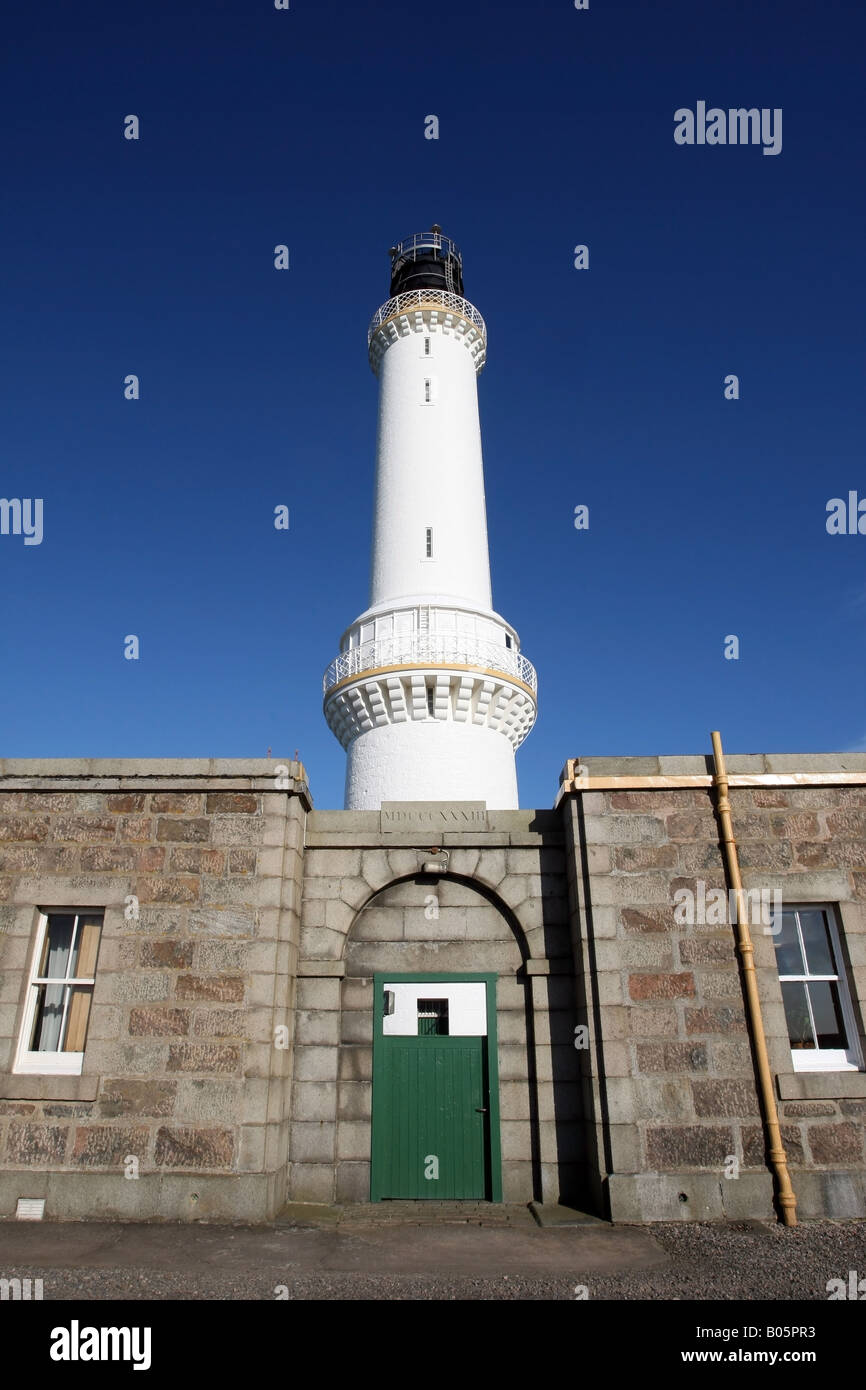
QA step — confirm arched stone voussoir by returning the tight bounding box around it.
[445,847,480,879]
[325,898,356,939]
[467,848,507,891]
[360,849,392,892]
[496,874,530,910]
[338,877,370,910]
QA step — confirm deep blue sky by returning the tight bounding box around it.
[2,0,864,809]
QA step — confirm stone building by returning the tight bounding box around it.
[0,750,864,1223]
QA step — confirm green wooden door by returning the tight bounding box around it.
[371,974,501,1201]
[374,1036,487,1198]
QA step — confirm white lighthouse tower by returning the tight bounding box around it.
[323,227,537,809]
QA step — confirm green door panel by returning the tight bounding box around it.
[370,973,502,1202]
[374,1036,487,1198]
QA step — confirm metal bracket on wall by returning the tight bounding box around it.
[418,846,450,875]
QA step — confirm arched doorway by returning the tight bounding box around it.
[337,873,529,1203]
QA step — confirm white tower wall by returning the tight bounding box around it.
[345,718,518,809]
[370,329,492,610]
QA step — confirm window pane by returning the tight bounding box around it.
[417,999,449,1036]
[64,987,93,1051]
[72,918,102,978]
[29,983,93,1053]
[781,981,814,1048]
[799,910,836,977]
[39,914,75,978]
[808,981,847,1049]
[31,983,67,1051]
[774,912,804,976]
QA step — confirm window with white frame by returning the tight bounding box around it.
[14,911,104,1075]
[773,906,862,1072]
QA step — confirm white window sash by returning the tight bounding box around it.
[780,906,864,1074]
[15,1049,84,1076]
[13,911,100,1076]
[791,1049,858,1073]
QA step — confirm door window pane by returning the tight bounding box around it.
[417,999,449,1036]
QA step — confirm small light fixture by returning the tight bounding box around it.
[420,846,449,875]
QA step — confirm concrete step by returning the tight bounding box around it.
[275,1200,537,1228]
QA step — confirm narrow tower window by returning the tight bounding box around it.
[423,378,431,403]
[424,337,431,356]
[425,527,433,558]
[426,685,435,717]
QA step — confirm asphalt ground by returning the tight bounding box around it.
[1,1208,865,1301]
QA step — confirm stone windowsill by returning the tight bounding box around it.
[776,1072,866,1101]
[0,1073,100,1102]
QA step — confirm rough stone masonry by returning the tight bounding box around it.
[0,753,864,1223]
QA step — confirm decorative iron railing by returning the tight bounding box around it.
[367,289,486,348]
[323,634,537,696]
[390,230,463,269]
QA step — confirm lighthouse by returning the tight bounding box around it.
[323,227,537,809]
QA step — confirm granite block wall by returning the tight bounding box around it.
[563,755,866,1222]
[0,760,309,1222]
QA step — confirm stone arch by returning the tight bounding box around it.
[308,849,554,966]
[341,869,531,968]
[290,842,582,1209]
[328,871,550,1205]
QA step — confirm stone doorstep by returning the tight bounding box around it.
[528,1202,610,1228]
[275,1201,537,1229]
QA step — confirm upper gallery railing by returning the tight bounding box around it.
[367,289,487,348]
[390,229,463,269]
[323,633,537,695]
